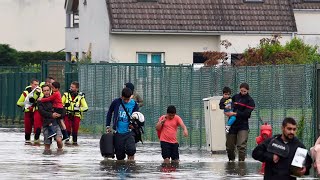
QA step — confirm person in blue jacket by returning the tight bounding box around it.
[106,87,139,160]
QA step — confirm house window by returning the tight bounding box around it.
[231,53,243,66]
[193,52,243,66]
[138,54,148,63]
[66,52,71,61]
[67,12,79,28]
[192,52,207,70]
[73,13,79,28]
[193,52,207,64]
[137,52,164,63]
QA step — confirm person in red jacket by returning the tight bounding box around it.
[256,123,272,174]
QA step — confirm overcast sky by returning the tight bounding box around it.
[0,0,65,52]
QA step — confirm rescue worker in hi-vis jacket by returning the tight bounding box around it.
[62,81,88,145]
[17,78,43,143]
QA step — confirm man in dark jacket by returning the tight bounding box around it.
[125,82,144,108]
[252,117,312,180]
[38,85,63,153]
[106,88,139,160]
[224,83,255,161]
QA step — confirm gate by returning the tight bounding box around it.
[41,61,78,92]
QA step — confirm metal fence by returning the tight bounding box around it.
[0,61,77,125]
[0,63,316,151]
[41,61,78,92]
[79,63,316,151]
[0,72,41,124]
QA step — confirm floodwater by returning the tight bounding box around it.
[0,128,316,180]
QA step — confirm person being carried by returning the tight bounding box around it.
[38,82,69,140]
[156,105,188,164]
[219,86,236,133]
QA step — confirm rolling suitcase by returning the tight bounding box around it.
[100,133,114,158]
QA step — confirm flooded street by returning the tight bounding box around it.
[0,128,316,179]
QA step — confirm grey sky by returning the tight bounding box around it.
[0,0,65,51]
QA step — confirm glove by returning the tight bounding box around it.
[65,103,70,107]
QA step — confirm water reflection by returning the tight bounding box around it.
[100,159,139,179]
[225,161,248,176]
[0,128,316,179]
[160,162,179,173]
[42,149,65,155]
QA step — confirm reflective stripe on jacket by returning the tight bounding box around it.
[62,92,88,119]
[16,89,43,112]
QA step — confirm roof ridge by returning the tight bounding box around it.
[107,0,299,32]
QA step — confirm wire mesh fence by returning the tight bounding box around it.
[0,72,41,123]
[79,63,316,151]
[0,62,315,151]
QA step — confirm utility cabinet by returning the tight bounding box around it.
[203,96,226,153]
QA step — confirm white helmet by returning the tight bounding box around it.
[131,112,145,123]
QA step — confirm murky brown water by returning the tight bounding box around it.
[0,128,316,179]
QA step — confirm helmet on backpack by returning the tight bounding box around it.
[131,112,145,123]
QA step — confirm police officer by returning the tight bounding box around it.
[62,81,88,145]
[17,78,43,143]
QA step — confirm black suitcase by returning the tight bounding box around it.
[100,133,114,158]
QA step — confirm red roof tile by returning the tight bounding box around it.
[106,0,297,33]
[291,0,320,9]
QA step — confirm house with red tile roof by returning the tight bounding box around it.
[291,0,320,50]
[64,0,320,65]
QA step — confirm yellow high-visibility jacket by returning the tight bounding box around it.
[17,87,43,112]
[62,92,88,119]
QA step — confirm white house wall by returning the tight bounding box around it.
[109,34,220,65]
[65,27,79,52]
[0,0,64,51]
[220,34,292,54]
[66,0,110,61]
[294,10,320,51]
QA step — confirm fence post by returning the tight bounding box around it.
[41,60,47,81]
[199,67,203,149]
[257,66,261,136]
[316,64,320,138]
[0,75,2,118]
[189,66,193,147]
[1,74,9,121]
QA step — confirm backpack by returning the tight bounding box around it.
[157,116,166,139]
[120,102,144,143]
